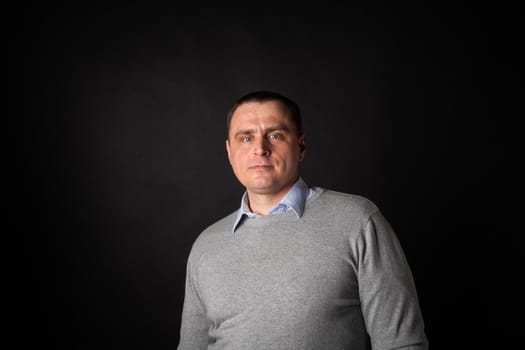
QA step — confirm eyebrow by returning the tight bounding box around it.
[233,124,291,139]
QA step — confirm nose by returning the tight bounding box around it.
[253,138,271,156]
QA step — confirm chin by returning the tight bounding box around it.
[246,179,277,192]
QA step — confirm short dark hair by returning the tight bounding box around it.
[226,91,302,137]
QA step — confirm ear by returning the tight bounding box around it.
[298,134,307,162]
[225,139,232,164]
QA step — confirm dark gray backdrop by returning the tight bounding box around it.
[18,2,497,349]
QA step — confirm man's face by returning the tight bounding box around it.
[226,101,306,197]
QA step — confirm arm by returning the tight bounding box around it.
[357,210,428,350]
[177,251,210,350]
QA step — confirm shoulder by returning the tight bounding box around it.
[307,188,395,243]
[311,188,380,219]
[188,210,238,257]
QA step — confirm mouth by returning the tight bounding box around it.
[249,165,273,170]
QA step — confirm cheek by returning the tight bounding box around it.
[230,150,246,168]
[274,149,299,167]
[282,146,300,160]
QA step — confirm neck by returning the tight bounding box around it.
[246,180,296,216]
[246,193,282,216]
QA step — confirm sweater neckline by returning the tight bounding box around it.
[233,187,326,230]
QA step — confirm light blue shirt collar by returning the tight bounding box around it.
[232,177,314,233]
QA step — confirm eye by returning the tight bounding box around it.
[241,136,252,142]
[269,133,282,140]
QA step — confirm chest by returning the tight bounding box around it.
[196,228,359,324]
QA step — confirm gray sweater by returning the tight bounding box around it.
[178,188,428,349]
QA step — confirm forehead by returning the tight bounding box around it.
[230,101,292,128]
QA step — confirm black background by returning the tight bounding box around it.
[17,2,503,349]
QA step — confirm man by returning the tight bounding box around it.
[178,91,428,349]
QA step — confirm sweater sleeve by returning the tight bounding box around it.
[356,210,428,350]
[177,250,210,350]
